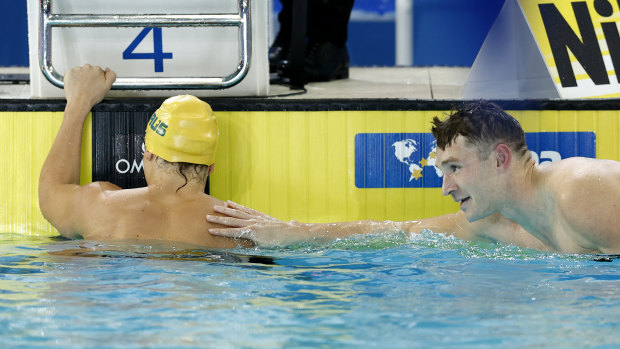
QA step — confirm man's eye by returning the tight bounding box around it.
[451,165,460,172]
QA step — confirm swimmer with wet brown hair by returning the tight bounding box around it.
[208,102,620,254]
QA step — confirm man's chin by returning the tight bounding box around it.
[464,210,483,223]
[464,208,496,223]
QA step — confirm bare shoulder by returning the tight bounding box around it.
[62,182,138,238]
[166,194,254,248]
[202,194,225,212]
[547,157,620,180]
[550,158,620,251]
[549,157,620,202]
[83,181,123,193]
[540,157,620,196]
[77,181,128,204]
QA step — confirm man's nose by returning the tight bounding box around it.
[441,175,455,196]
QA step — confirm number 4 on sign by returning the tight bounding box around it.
[123,27,173,73]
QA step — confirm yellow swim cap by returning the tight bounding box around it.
[144,95,218,165]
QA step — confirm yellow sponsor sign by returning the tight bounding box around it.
[519,0,620,98]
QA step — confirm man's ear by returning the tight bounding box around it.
[207,163,215,176]
[494,144,512,169]
[144,150,154,161]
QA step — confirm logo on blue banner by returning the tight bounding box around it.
[355,132,596,188]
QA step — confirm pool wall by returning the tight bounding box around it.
[1,99,619,237]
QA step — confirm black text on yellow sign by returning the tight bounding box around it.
[538,0,619,87]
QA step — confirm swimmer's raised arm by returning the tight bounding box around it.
[207,201,472,247]
[39,64,117,237]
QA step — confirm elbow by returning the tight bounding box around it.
[38,168,52,216]
[38,185,51,219]
[38,182,62,232]
[38,178,55,220]
[38,190,59,232]
[37,192,74,239]
[38,176,80,239]
[38,170,63,224]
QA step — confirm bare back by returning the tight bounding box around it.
[58,181,252,248]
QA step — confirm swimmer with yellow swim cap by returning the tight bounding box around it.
[145,94,218,166]
[142,94,220,192]
[39,64,252,248]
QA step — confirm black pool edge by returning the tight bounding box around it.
[1,98,620,112]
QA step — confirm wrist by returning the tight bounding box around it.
[64,101,92,121]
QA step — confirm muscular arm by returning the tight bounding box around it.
[38,65,117,238]
[207,201,474,247]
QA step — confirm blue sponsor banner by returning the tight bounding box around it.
[355,132,596,188]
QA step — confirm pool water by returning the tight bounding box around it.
[1,231,619,348]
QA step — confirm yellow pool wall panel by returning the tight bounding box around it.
[1,108,620,237]
[0,112,92,237]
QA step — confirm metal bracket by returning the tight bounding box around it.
[39,0,251,89]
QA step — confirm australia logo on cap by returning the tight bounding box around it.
[148,113,168,137]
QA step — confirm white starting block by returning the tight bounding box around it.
[27,0,269,97]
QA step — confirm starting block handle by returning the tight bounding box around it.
[39,0,252,90]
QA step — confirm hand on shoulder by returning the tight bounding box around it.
[207,201,304,247]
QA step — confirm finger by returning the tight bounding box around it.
[226,200,275,219]
[212,205,253,219]
[206,214,252,227]
[225,200,253,212]
[104,68,117,88]
[209,227,253,239]
[88,65,103,75]
[65,66,77,80]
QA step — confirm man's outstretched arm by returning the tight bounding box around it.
[207,201,471,247]
[38,65,116,237]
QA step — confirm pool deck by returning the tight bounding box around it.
[0,66,470,100]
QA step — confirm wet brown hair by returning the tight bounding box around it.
[431,101,530,160]
[154,156,209,192]
[175,162,209,192]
